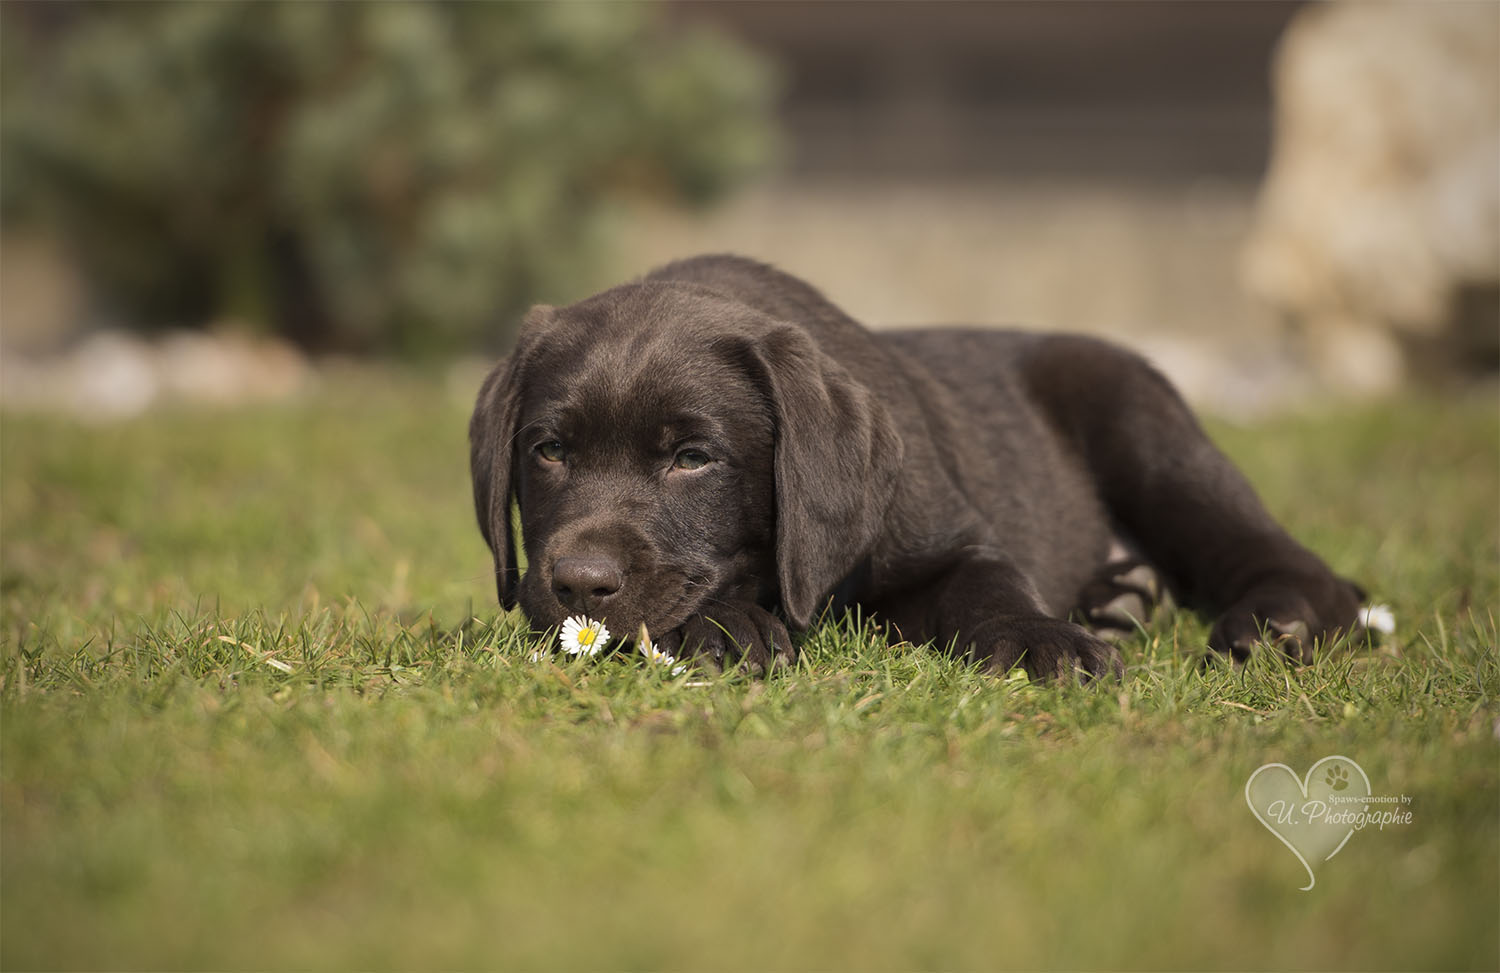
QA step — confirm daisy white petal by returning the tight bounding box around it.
[637,624,687,676]
[560,615,610,656]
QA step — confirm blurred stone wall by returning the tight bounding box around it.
[664,0,1299,180]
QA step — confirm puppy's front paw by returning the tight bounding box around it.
[656,602,795,676]
[1208,578,1362,663]
[973,615,1124,682]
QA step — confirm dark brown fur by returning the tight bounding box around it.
[470,255,1361,678]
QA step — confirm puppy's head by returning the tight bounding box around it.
[469,281,899,643]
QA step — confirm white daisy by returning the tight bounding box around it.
[1357,602,1397,636]
[636,624,687,676]
[559,615,610,656]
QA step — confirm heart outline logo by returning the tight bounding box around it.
[1244,755,1372,891]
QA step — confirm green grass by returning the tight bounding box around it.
[3,370,1497,970]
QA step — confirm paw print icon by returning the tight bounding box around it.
[1325,764,1350,791]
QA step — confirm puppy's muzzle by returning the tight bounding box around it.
[551,553,625,616]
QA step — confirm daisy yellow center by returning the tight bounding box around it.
[577,627,598,647]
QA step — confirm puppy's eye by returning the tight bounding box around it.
[672,448,712,471]
[536,440,566,463]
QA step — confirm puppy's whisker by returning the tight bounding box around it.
[503,418,547,454]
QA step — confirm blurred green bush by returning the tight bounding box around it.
[0,1,777,353]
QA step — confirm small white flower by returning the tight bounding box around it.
[559,615,610,656]
[1357,602,1397,636]
[637,624,687,676]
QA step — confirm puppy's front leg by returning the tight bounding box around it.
[656,599,796,677]
[880,557,1124,681]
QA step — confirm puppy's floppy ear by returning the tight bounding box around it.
[750,325,903,628]
[469,305,554,608]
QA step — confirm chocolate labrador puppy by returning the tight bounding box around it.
[470,255,1362,678]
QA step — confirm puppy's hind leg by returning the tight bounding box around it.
[1022,336,1362,662]
[1073,548,1169,642]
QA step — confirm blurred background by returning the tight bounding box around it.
[2,0,1496,419]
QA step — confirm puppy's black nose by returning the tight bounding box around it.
[551,555,624,614]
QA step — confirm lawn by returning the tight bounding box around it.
[2,368,1496,970]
